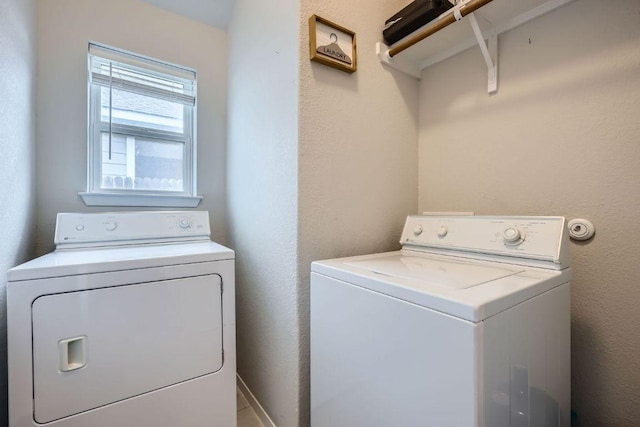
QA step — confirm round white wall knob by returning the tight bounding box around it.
[568,218,595,241]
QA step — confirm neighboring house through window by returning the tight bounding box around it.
[79,43,201,207]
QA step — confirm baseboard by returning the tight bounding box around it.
[237,374,277,427]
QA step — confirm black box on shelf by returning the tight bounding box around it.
[383,0,455,45]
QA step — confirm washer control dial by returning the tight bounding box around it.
[413,225,423,236]
[437,226,448,238]
[502,227,525,245]
[104,222,117,232]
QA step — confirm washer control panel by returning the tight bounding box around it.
[400,215,569,266]
[54,211,210,247]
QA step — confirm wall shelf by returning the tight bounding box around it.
[377,0,576,92]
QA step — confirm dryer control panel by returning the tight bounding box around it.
[54,211,211,248]
[400,215,570,269]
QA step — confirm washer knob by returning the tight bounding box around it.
[413,225,423,236]
[437,226,448,238]
[502,227,524,244]
[178,217,191,229]
[105,222,117,231]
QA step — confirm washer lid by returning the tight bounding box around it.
[345,255,522,290]
[312,251,570,322]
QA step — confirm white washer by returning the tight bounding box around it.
[311,215,571,427]
[7,211,236,427]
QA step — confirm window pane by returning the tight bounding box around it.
[100,133,184,192]
[101,87,184,133]
[88,44,197,201]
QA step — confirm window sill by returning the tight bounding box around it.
[79,192,203,208]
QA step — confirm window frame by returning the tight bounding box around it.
[79,43,201,208]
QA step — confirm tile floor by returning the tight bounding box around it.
[237,387,265,427]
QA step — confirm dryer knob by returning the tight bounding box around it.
[178,217,191,229]
[413,225,423,236]
[437,226,448,238]
[105,222,117,231]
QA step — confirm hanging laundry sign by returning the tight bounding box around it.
[309,15,357,74]
[317,33,352,65]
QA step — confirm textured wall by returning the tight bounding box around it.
[299,0,419,262]
[0,0,37,426]
[298,0,419,425]
[35,0,228,254]
[228,0,419,425]
[227,0,301,426]
[418,1,640,425]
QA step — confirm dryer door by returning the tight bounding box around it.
[31,274,223,423]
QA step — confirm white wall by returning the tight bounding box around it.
[298,0,419,424]
[228,0,418,425]
[35,0,228,254]
[418,0,640,425]
[0,0,37,425]
[227,0,301,426]
[298,0,419,264]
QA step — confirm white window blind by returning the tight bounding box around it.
[89,44,196,106]
[82,43,201,207]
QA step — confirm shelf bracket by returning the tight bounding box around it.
[376,42,421,79]
[467,12,498,94]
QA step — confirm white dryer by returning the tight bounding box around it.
[7,211,236,427]
[311,215,571,427]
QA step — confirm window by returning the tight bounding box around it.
[80,43,201,207]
